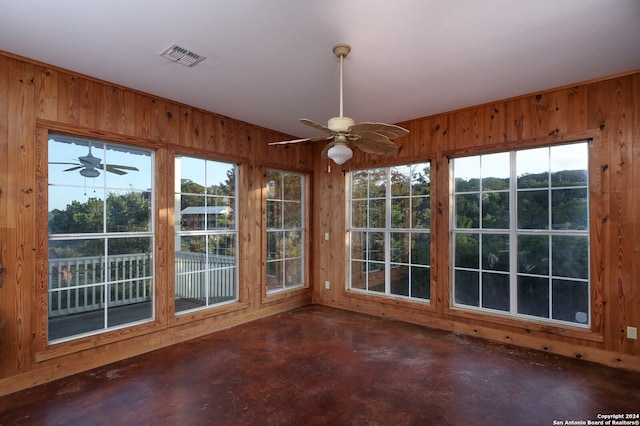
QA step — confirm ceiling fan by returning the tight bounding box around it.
[49,145,139,178]
[269,43,409,165]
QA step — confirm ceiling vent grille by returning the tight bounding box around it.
[160,44,206,67]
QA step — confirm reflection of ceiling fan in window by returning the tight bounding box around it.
[49,146,139,178]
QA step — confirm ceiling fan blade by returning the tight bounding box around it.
[300,118,333,134]
[321,140,336,159]
[349,122,409,140]
[101,164,139,175]
[63,166,83,172]
[269,135,332,146]
[50,161,82,165]
[269,137,313,146]
[103,164,139,171]
[352,138,399,156]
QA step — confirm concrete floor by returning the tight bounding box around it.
[1,305,638,425]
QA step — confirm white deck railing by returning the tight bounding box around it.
[48,252,235,317]
[174,252,235,303]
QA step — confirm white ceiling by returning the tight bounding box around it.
[1,1,639,138]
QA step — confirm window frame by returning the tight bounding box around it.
[347,162,432,303]
[173,154,240,315]
[261,167,311,302]
[447,136,602,336]
[36,125,160,355]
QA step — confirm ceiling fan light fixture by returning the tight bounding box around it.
[80,168,100,178]
[327,143,353,165]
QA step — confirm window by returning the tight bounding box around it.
[174,156,238,313]
[452,141,590,326]
[265,170,305,293]
[349,163,431,300]
[47,134,154,342]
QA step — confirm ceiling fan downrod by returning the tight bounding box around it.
[333,43,350,119]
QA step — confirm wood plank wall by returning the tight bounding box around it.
[311,72,640,371]
[0,49,638,395]
[0,52,313,395]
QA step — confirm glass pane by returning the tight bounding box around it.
[107,237,152,271]
[369,199,386,228]
[391,166,411,197]
[48,187,105,234]
[368,232,385,262]
[107,280,152,327]
[106,190,151,233]
[48,239,105,288]
[454,270,479,306]
[267,200,282,229]
[517,147,549,189]
[178,235,206,257]
[552,188,588,230]
[284,231,302,258]
[351,170,369,199]
[518,190,549,229]
[104,144,152,190]
[391,198,410,228]
[481,152,509,190]
[390,265,410,296]
[179,195,206,231]
[455,233,479,269]
[48,286,106,341]
[482,234,509,272]
[369,169,386,198]
[367,263,385,293]
[266,260,284,291]
[211,196,235,230]
[207,265,235,303]
[266,171,280,199]
[410,266,430,300]
[178,156,206,193]
[266,231,283,260]
[552,236,589,279]
[284,258,303,287]
[551,143,588,188]
[48,139,104,188]
[454,156,480,192]
[411,196,430,229]
[552,279,589,324]
[411,233,430,266]
[207,161,235,196]
[351,231,366,260]
[482,191,509,229]
[350,260,367,290]
[517,235,549,275]
[351,200,367,228]
[391,232,409,264]
[455,193,480,228]
[482,272,509,311]
[283,201,302,228]
[208,233,235,258]
[517,275,549,318]
[411,163,430,196]
[283,173,302,200]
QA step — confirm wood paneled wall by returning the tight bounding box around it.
[312,72,640,371]
[0,49,638,396]
[0,52,313,395]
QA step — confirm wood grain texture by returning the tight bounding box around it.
[312,73,640,370]
[0,51,638,396]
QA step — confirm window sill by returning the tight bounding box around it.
[445,306,604,343]
[346,289,436,312]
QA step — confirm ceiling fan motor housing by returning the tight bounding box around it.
[328,116,354,133]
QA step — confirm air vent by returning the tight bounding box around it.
[160,44,206,67]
